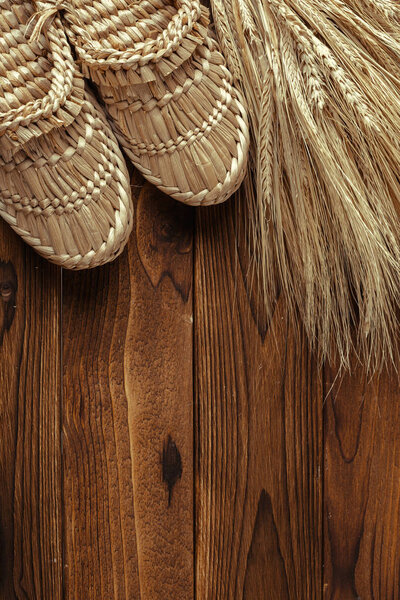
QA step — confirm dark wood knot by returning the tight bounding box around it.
[162,435,182,507]
[0,282,12,302]
[0,261,17,345]
[153,208,193,255]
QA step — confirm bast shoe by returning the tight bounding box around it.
[0,0,133,269]
[54,0,250,206]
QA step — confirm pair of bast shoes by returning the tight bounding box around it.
[0,0,249,269]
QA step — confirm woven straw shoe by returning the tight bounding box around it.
[55,0,250,206]
[0,1,133,269]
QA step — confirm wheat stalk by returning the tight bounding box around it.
[208,0,242,80]
[210,0,400,369]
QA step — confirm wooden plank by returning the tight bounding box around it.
[62,249,140,599]
[195,198,323,599]
[324,363,400,599]
[62,174,194,599]
[0,221,62,599]
[123,179,194,599]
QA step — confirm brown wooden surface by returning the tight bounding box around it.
[62,173,194,599]
[0,221,62,599]
[324,364,400,599]
[195,199,323,599]
[0,175,399,599]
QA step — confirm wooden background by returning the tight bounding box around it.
[0,171,399,599]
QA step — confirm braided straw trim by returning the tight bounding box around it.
[102,49,210,112]
[62,0,209,84]
[0,4,84,157]
[0,187,132,269]
[105,39,249,205]
[123,77,234,156]
[65,0,207,67]
[118,87,248,206]
[0,88,133,269]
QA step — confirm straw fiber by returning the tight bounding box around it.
[60,0,250,205]
[0,0,133,269]
[211,0,400,369]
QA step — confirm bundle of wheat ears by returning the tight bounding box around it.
[210,0,400,369]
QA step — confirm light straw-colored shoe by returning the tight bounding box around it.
[0,1,133,269]
[51,0,249,206]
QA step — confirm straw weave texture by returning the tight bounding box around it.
[0,0,133,268]
[62,0,250,205]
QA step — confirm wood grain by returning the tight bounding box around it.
[195,197,323,599]
[0,221,62,600]
[62,249,140,599]
[62,174,194,599]
[324,363,400,599]
[1,172,400,600]
[123,177,194,599]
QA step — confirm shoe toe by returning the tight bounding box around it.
[0,90,133,269]
[103,40,249,205]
